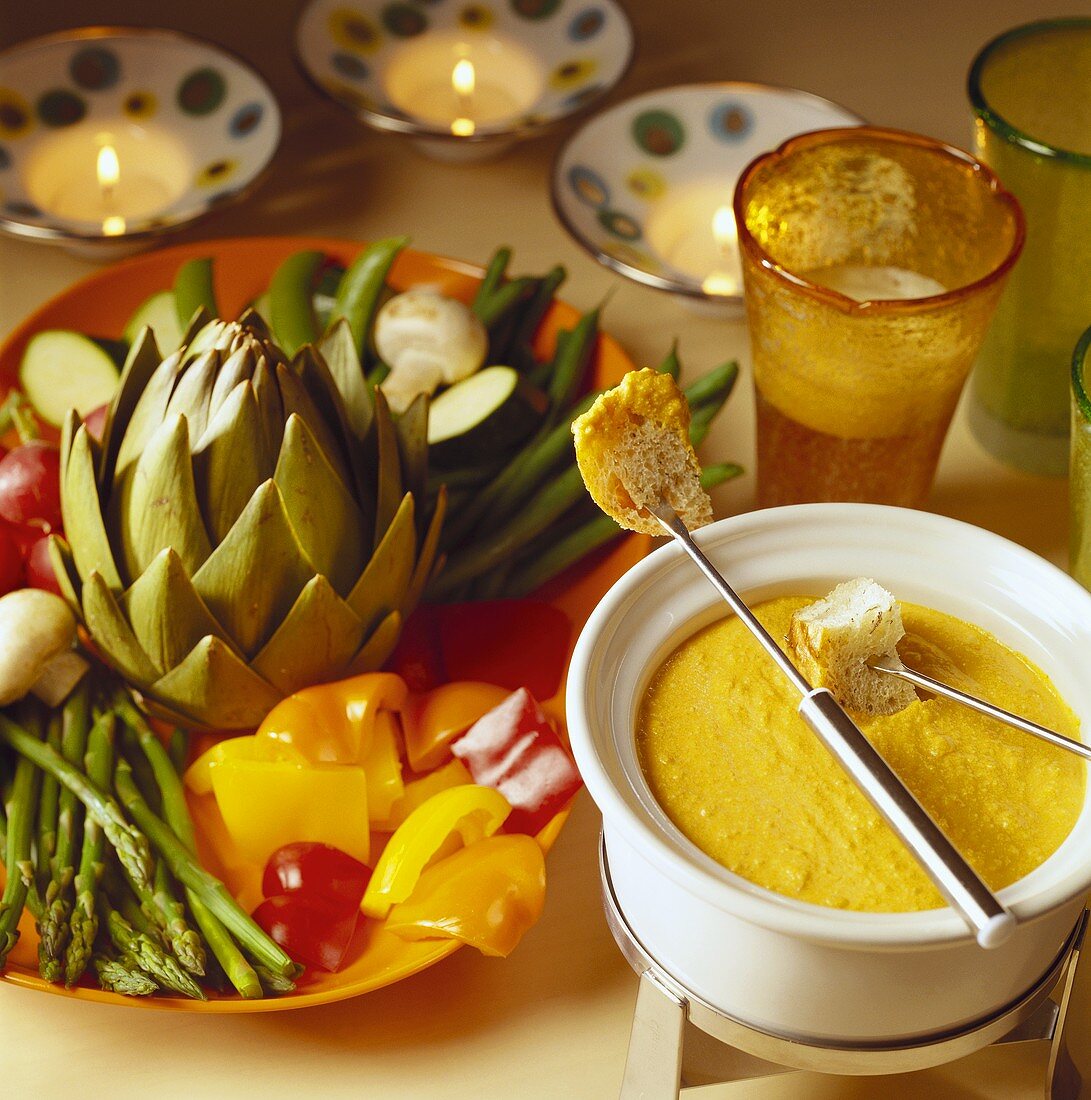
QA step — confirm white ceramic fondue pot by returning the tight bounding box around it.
[566,504,1091,1044]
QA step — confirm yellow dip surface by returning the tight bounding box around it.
[637,596,1086,912]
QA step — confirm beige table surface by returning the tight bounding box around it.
[1,1,1086,1096]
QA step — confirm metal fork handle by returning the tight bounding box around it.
[650,502,1015,950]
[871,656,1091,763]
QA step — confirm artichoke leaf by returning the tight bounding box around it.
[393,393,429,526]
[275,361,352,487]
[177,305,213,347]
[251,357,287,462]
[208,343,256,420]
[82,571,161,688]
[165,348,219,448]
[47,534,83,611]
[113,346,187,488]
[273,414,366,595]
[123,547,240,675]
[317,319,374,447]
[149,635,283,732]
[372,387,403,548]
[191,480,315,658]
[295,344,375,531]
[251,575,367,695]
[112,414,213,581]
[345,492,414,634]
[98,327,163,487]
[345,609,402,676]
[62,423,123,590]
[403,485,446,616]
[192,381,276,543]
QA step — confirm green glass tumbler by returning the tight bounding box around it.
[1071,327,1091,588]
[968,19,1091,476]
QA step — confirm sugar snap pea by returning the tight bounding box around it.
[328,236,410,356]
[269,250,323,357]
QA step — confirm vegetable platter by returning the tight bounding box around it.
[0,236,653,1011]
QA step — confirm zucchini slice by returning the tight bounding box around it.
[427,366,547,467]
[123,289,183,353]
[19,330,122,427]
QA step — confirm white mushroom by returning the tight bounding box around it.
[0,589,89,707]
[375,288,488,413]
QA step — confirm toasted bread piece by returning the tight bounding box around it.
[788,578,918,716]
[571,368,712,535]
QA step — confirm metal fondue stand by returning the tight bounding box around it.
[600,840,1089,1099]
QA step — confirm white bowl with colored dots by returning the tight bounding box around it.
[294,0,634,163]
[552,83,863,312]
[0,27,281,257]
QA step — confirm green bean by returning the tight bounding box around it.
[502,463,743,598]
[173,258,218,329]
[475,276,536,331]
[546,306,600,413]
[682,360,738,409]
[657,340,681,381]
[510,265,566,370]
[471,247,512,314]
[328,236,409,356]
[269,250,323,357]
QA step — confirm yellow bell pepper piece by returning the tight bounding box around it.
[374,758,472,832]
[210,761,370,866]
[363,710,405,824]
[361,784,510,919]
[183,735,308,796]
[403,681,512,772]
[256,672,407,764]
[386,835,546,957]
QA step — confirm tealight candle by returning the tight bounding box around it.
[646,182,743,300]
[22,121,192,233]
[383,31,544,157]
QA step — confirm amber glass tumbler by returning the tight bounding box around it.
[735,127,1024,508]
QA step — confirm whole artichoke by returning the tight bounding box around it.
[53,312,443,730]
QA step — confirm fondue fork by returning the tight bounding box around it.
[871,655,1091,762]
[650,501,1016,950]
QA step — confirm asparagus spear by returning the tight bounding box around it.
[0,714,153,889]
[113,759,297,980]
[65,710,115,986]
[118,706,264,999]
[31,712,64,919]
[94,952,159,997]
[103,905,205,1000]
[38,689,91,981]
[0,753,39,968]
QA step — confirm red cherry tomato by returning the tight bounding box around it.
[0,441,62,531]
[84,404,109,443]
[0,524,24,596]
[24,535,61,597]
[261,842,371,914]
[252,894,359,972]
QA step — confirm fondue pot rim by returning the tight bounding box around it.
[567,503,1091,949]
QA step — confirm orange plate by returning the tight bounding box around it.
[0,236,649,1011]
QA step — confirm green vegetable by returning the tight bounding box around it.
[118,696,261,998]
[428,366,548,467]
[173,258,218,331]
[471,248,512,314]
[269,250,323,356]
[546,307,600,415]
[474,276,536,331]
[65,709,115,986]
[510,266,566,371]
[104,902,205,1000]
[123,291,182,352]
[94,952,158,996]
[37,689,90,982]
[113,761,298,980]
[504,463,744,597]
[0,714,153,890]
[328,236,409,357]
[0,753,40,968]
[19,332,121,427]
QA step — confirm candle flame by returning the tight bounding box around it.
[712,205,735,250]
[451,117,475,136]
[102,215,127,237]
[701,272,737,297]
[452,58,475,98]
[97,144,120,192]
